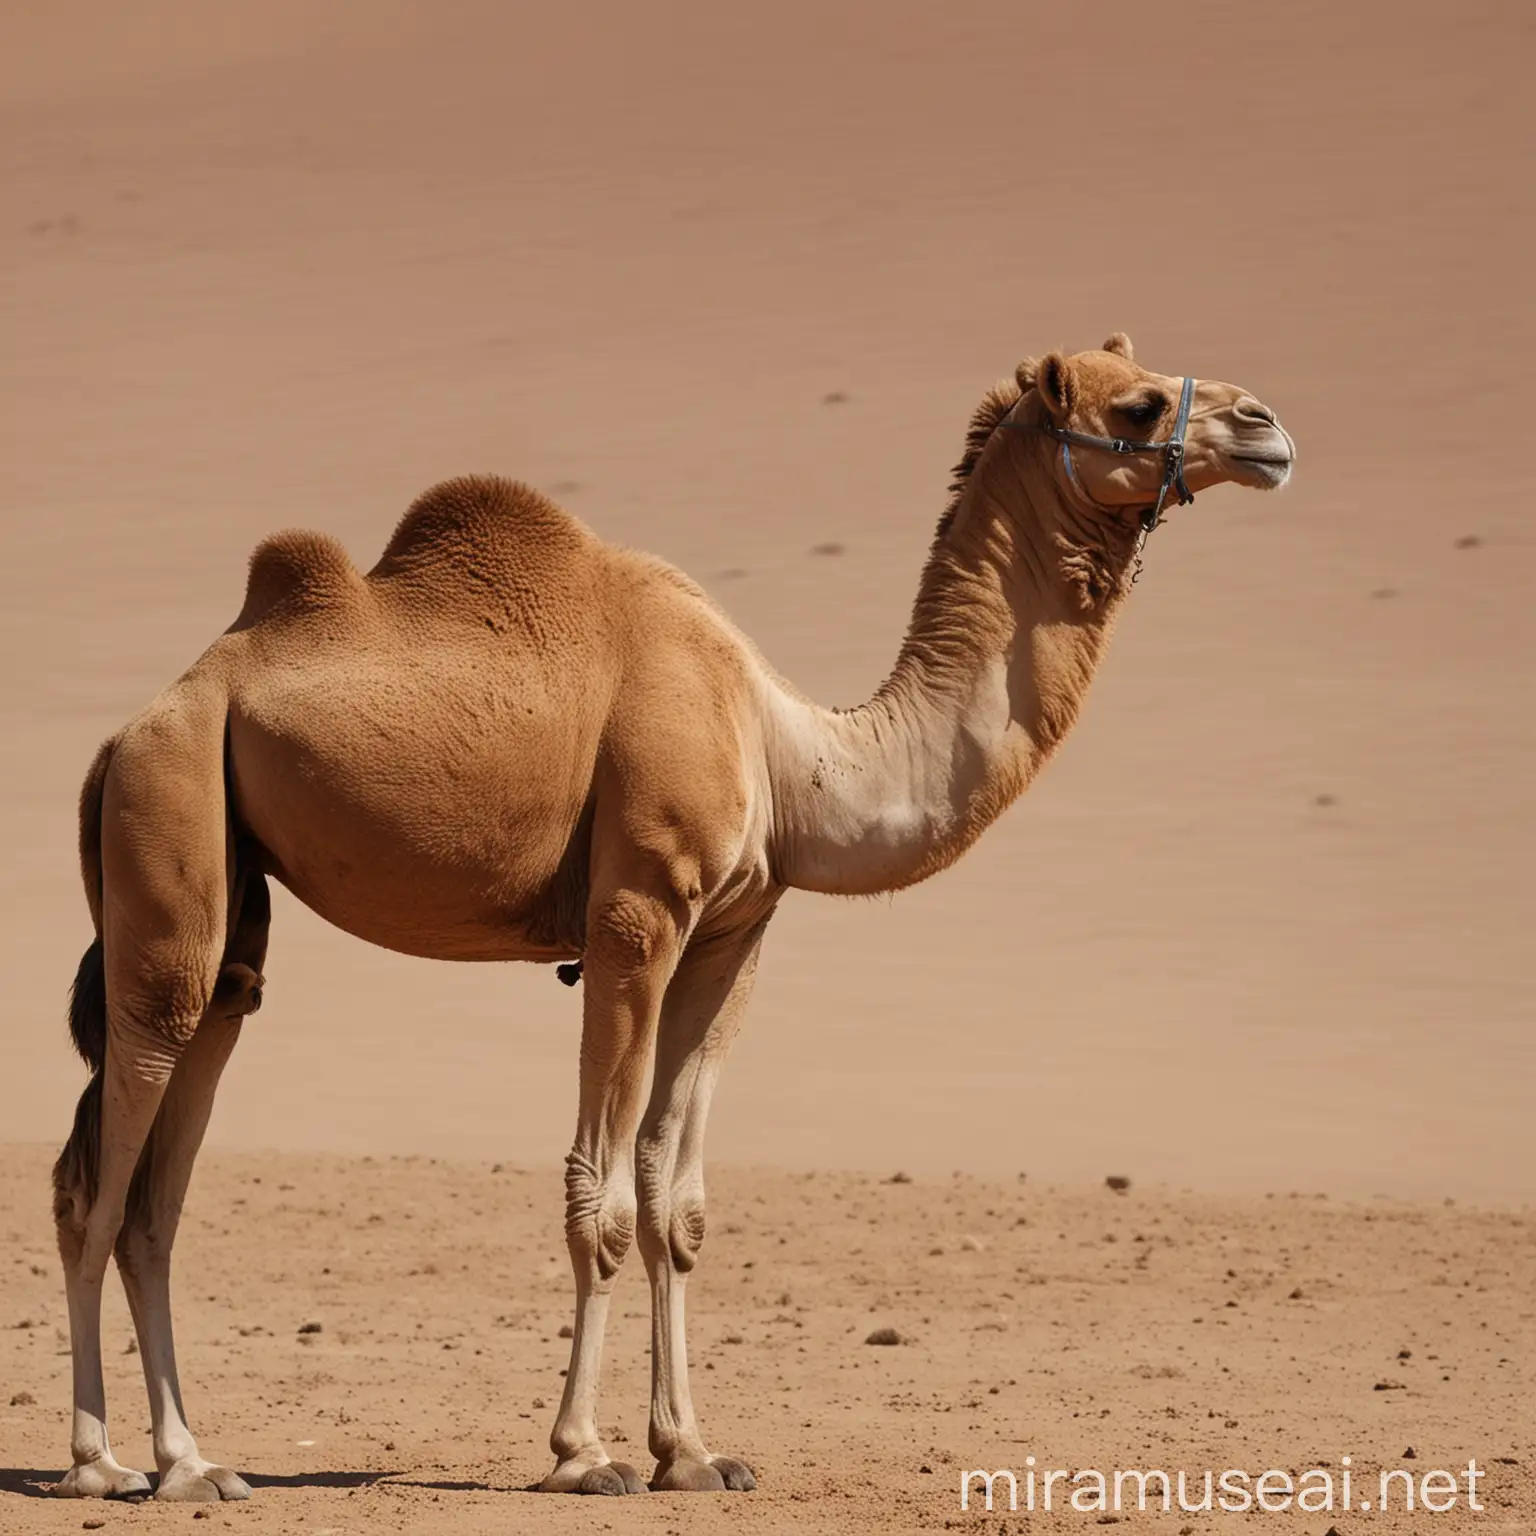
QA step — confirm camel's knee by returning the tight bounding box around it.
[664,1195,707,1273]
[53,1176,123,1285]
[636,1144,706,1274]
[52,1074,103,1264]
[53,1167,88,1272]
[112,1219,164,1281]
[563,1149,636,1285]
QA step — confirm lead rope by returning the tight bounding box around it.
[1130,520,1152,586]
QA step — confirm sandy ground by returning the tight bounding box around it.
[1,1,1533,1531]
[1,1147,1532,1534]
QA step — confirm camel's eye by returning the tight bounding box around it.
[1119,396,1165,429]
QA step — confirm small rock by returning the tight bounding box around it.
[298,1320,323,1335]
[1288,1287,1304,1300]
[83,1521,107,1531]
[384,1440,396,1451]
[1403,1446,1417,1459]
[124,1338,137,1354]
[1105,1175,1131,1194]
[810,541,846,557]
[557,1323,573,1339]
[865,1327,904,1346]
[960,1234,985,1252]
[194,1509,212,1519]
[885,1170,913,1184]
[919,1464,933,1474]
[532,1398,546,1410]
[9,1390,35,1406]
[1374,1378,1407,1391]
[1397,1347,1413,1360]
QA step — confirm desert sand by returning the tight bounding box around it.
[3,1148,1532,1533]
[1,0,1532,1529]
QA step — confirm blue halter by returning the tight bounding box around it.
[1007,374,1197,535]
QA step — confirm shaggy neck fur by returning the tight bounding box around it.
[771,384,1141,895]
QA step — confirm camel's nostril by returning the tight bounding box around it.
[1234,396,1276,425]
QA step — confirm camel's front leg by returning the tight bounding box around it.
[541,885,690,1496]
[636,919,768,1492]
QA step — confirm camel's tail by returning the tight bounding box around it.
[53,737,117,1215]
[66,938,107,1075]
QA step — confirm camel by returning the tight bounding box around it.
[49,334,1293,1501]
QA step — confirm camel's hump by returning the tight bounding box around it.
[369,475,586,581]
[234,528,360,629]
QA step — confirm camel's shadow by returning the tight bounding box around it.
[0,1467,413,1500]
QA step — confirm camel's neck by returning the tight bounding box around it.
[768,428,1137,894]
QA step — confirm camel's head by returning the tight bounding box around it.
[1016,333,1295,521]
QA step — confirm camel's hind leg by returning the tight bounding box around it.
[117,870,269,1502]
[52,701,231,1499]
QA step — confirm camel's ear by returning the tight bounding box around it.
[1034,351,1075,423]
[1102,332,1134,360]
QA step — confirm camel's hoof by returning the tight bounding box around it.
[52,1459,152,1499]
[578,1461,645,1495]
[540,1457,645,1495]
[155,1460,252,1502]
[652,1454,757,1492]
[712,1456,757,1492]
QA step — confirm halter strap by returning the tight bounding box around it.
[1005,375,1197,534]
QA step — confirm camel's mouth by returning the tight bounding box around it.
[1230,453,1294,490]
[1228,422,1295,491]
